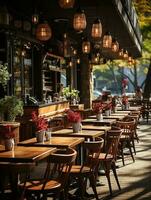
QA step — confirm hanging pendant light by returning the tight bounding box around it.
[111,38,119,52]
[58,0,75,9]
[91,18,102,39]
[128,54,132,62]
[119,48,124,57]
[123,50,128,59]
[73,8,87,32]
[103,32,112,48]
[36,21,52,41]
[77,58,80,64]
[32,13,39,24]
[82,37,90,54]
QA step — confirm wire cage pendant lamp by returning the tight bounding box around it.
[36,21,52,41]
[111,38,119,52]
[73,7,87,32]
[82,37,91,54]
[91,18,102,39]
[103,32,112,48]
[58,0,75,9]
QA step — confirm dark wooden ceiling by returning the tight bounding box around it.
[1,0,142,59]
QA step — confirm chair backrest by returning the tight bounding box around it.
[43,148,77,190]
[105,129,122,160]
[83,138,104,171]
[116,120,135,138]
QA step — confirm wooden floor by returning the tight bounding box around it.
[86,119,151,200]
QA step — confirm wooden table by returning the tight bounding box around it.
[0,145,56,163]
[18,137,84,148]
[88,114,126,121]
[68,125,111,132]
[82,118,116,126]
[51,129,105,140]
[117,106,142,111]
[0,145,56,199]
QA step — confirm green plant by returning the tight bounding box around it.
[0,63,11,89]
[62,87,79,99]
[0,96,24,121]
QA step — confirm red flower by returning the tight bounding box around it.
[66,110,81,123]
[103,102,112,111]
[0,125,15,139]
[92,102,103,113]
[31,111,48,132]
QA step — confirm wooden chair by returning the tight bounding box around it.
[0,162,35,199]
[125,114,140,143]
[116,120,136,166]
[98,128,122,196]
[19,148,77,200]
[141,99,151,123]
[68,138,104,200]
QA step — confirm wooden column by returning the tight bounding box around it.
[79,55,92,108]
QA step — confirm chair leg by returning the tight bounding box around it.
[104,162,112,196]
[89,174,99,200]
[131,138,136,155]
[120,142,125,166]
[127,140,135,162]
[111,162,121,190]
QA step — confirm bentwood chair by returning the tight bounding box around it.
[0,162,35,199]
[19,148,77,200]
[98,128,122,196]
[68,138,104,200]
[125,114,140,143]
[116,119,136,166]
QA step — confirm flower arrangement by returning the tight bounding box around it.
[122,95,128,105]
[0,125,15,139]
[103,102,112,111]
[0,63,11,89]
[92,102,103,113]
[66,109,81,123]
[31,111,48,132]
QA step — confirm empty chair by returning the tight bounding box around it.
[19,148,77,200]
[125,114,140,143]
[116,120,136,165]
[68,138,104,200]
[98,128,122,196]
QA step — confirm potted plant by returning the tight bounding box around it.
[92,102,103,121]
[66,109,82,133]
[0,63,11,90]
[0,96,24,121]
[62,87,79,104]
[31,111,48,142]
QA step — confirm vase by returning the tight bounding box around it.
[45,128,52,141]
[72,122,82,133]
[35,130,45,143]
[112,107,117,113]
[122,104,129,110]
[4,138,14,151]
[96,112,103,121]
[105,110,110,116]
